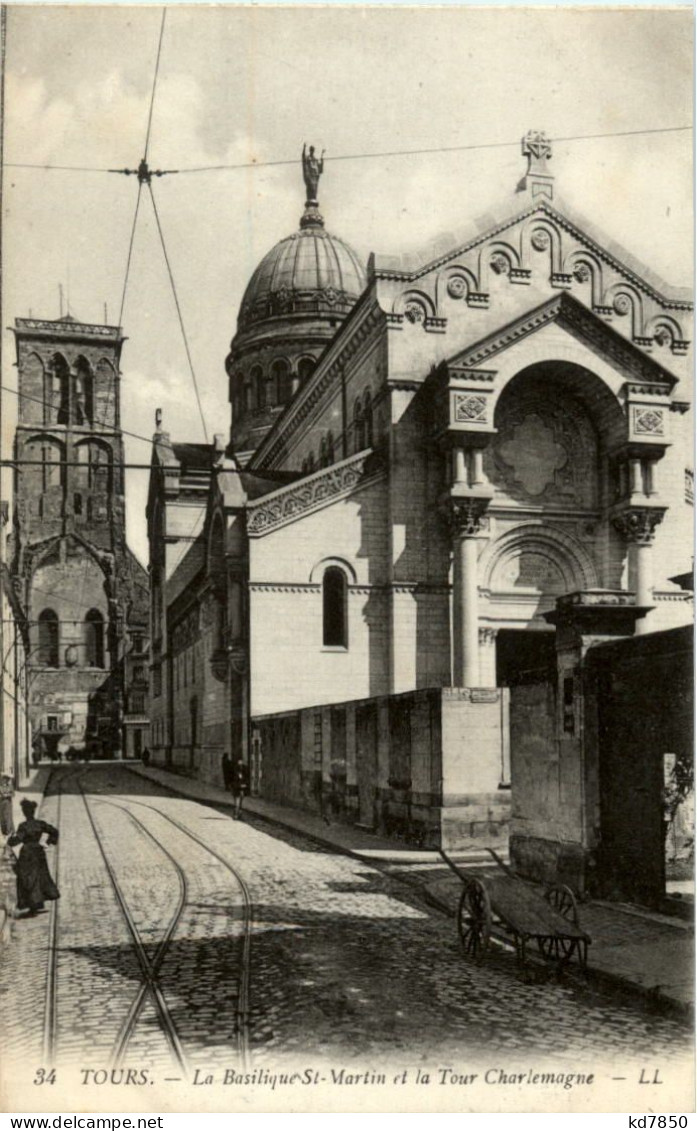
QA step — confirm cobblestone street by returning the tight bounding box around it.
[1,765,691,1089]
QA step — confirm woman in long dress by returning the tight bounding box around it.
[8,799,59,916]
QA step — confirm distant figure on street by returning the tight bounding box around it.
[0,774,15,836]
[222,752,234,792]
[141,747,151,766]
[225,754,250,820]
[8,799,59,917]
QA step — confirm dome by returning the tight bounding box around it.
[237,223,366,331]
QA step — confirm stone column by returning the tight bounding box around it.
[612,506,666,635]
[478,627,498,687]
[442,496,490,686]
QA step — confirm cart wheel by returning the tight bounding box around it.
[536,935,577,964]
[546,884,579,924]
[542,885,582,966]
[457,879,491,963]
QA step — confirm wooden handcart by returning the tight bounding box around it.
[440,848,591,972]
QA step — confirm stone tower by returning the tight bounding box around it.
[10,314,149,760]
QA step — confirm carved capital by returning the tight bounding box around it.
[612,506,666,545]
[440,495,490,538]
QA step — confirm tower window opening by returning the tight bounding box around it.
[42,440,65,490]
[74,357,94,425]
[251,366,265,410]
[322,567,348,648]
[297,357,315,384]
[38,609,59,667]
[272,359,290,403]
[85,608,105,668]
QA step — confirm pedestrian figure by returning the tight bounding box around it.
[222,751,234,792]
[8,799,59,917]
[141,746,151,766]
[0,774,15,837]
[228,755,250,820]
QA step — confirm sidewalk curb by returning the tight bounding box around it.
[126,763,692,1020]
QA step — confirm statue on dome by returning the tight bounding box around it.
[302,143,325,201]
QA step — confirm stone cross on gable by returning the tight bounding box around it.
[518,130,554,202]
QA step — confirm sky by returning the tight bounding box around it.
[1,5,692,565]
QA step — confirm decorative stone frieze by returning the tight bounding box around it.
[453,393,487,423]
[633,407,664,436]
[490,254,510,276]
[572,262,591,283]
[404,301,425,324]
[612,506,666,545]
[467,292,490,308]
[451,293,679,391]
[447,276,467,299]
[531,229,551,251]
[247,450,384,536]
[613,294,632,316]
[509,267,532,285]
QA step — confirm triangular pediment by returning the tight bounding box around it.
[447,292,680,390]
[373,198,692,310]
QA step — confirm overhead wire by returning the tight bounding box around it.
[147,183,209,444]
[0,386,287,479]
[143,10,167,164]
[100,13,166,432]
[4,124,692,177]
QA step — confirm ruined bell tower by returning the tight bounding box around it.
[10,314,148,759]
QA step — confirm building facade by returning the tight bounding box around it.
[10,315,149,760]
[1,501,30,784]
[147,134,693,895]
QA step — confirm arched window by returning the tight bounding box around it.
[363,391,373,448]
[353,398,365,453]
[272,359,290,404]
[243,380,252,412]
[38,610,59,667]
[47,354,70,425]
[297,357,315,384]
[85,609,105,668]
[42,440,65,490]
[326,431,335,465]
[251,366,265,410]
[74,357,94,425]
[323,567,348,648]
[319,436,328,468]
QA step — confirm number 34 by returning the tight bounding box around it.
[33,1068,56,1085]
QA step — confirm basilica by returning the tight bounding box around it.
[145,132,693,902]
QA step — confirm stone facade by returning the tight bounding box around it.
[10,316,149,759]
[147,135,693,882]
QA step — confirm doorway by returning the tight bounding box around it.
[496,628,556,687]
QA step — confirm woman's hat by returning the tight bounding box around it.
[20,798,37,814]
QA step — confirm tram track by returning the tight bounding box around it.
[42,764,86,1067]
[77,780,189,1073]
[96,786,253,1069]
[35,764,253,1073]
